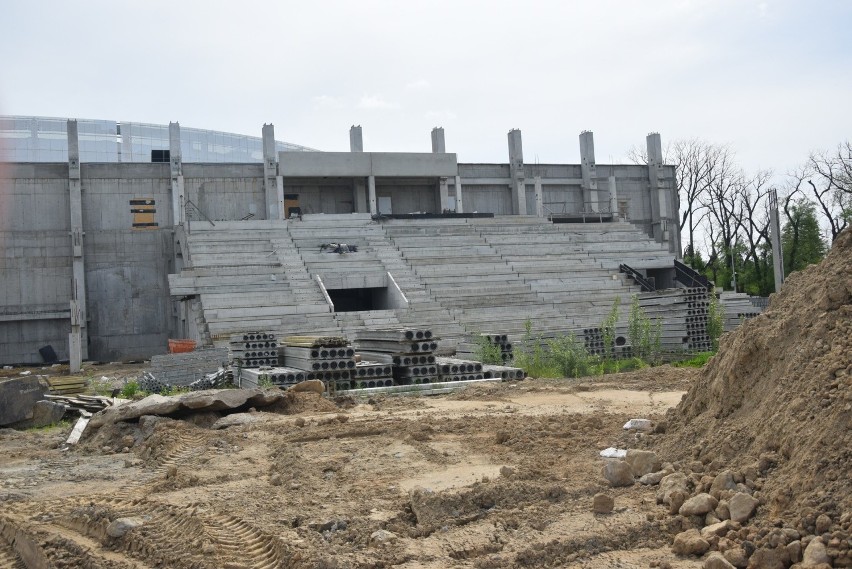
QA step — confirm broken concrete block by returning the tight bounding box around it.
[10,400,67,430]
[0,377,47,426]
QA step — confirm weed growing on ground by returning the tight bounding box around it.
[671,351,715,368]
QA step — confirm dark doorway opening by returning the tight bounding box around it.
[327,287,389,312]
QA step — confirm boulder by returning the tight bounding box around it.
[602,460,634,487]
[592,493,614,514]
[370,530,397,545]
[746,547,788,568]
[0,377,47,426]
[10,400,66,429]
[710,470,738,499]
[672,529,710,556]
[814,514,832,534]
[106,517,143,538]
[680,493,718,516]
[657,472,690,506]
[702,520,735,538]
[728,492,759,523]
[625,449,661,476]
[289,380,325,394]
[704,552,736,569]
[802,537,830,567]
[724,546,749,568]
[639,470,667,485]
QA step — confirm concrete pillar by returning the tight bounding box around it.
[368,175,377,215]
[646,132,667,218]
[646,132,675,249]
[534,176,544,217]
[579,131,599,212]
[431,127,446,153]
[262,124,284,220]
[454,175,464,213]
[350,125,363,152]
[350,126,367,212]
[67,120,88,372]
[769,189,785,292]
[507,129,527,215]
[438,177,449,212]
[169,122,184,225]
[608,175,618,217]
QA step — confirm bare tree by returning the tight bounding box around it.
[699,150,745,286]
[737,171,773,294]
[805,142,852,241]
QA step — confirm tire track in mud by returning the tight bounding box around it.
[201,512,296,569]
[0,535,25,569]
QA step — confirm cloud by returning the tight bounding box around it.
[405,79,430,90]
[425,110,457,123]
[357,95,399,110]
[312,95,345,109]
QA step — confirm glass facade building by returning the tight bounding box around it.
[0,115,316,163]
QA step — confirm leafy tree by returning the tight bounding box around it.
[782,199,827,275]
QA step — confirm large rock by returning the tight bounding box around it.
[728,492,759,523]
[10,400,66,429]
[625,449,661,477]
[802,537,830,567]
[746,547,789,568]
[657,472,690,506]
[0,377,46,426]
[704,552,736,569]
[680,493,719,516]
[592,493,614,514]
[88,388,288,428]
[639,470,667,485]
[702,520,735,538]
[106,517,143,538]
[289,380,325,394]
[710,470,738,499]
[602,460,634,487]
[672,529,710,556]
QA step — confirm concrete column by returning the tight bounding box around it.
[608,175,618,217]
[508,129,527,215]
[646,132,667,218]
[350,126,363,152]
[431,127,446,153]
[534,176,544,217]
[454,175,464,213]
[350,126,367,212]
[67,120,88,372]
[579,131,599,212]
[368,175,377,215]
[169,122,184,225]
[438,177,449,212]
[769,189,785,292]
[262,123,283,220]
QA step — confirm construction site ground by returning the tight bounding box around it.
[0,365,702,569]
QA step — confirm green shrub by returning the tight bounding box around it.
[627,295,662,364]
[547,333,596,378]
[706,293,724,350]
[672,351,715,368]
[120,380,140,398]
[601,296,620,362]
[474,334,504,365]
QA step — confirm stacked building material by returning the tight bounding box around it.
[435,356,485,382]
[454,333,514,362]
[350,362,395,389]
[355,329,439,385]
[481,364,526,380]
[141,348,230,393]
[230,332,278,368]
[281,336,356,390]
[240,367,307,388]
[720,291,763,332]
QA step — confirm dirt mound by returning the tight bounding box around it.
[659,228,852,529]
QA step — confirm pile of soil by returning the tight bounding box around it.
[659,228,851,531]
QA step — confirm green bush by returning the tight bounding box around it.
[672,351,715,368]
[547,333,596,378]
[474,334,504,365]
[601,297,620,362]
[706,293,724,350]
[627,295,662,364]
[120,380,140,398]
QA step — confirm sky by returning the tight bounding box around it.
[1,0,850,176]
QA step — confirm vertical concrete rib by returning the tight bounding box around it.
[262,123,283,220]
[507,129,526,215]
[169,122,184,225]
[454,175,464,213]
[534,176,544,217]
[351,126,367,213]
[67,120,87,372]
[579,131,599,212]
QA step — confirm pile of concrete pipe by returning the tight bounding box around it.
[280,340,361,390]
[240,366,307,388]
[355,329,441,386]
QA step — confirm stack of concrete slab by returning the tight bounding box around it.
[281,336,356,390]
[230,331,278,368]
[720,291,763,332]
[481,364,526,380]
[356,329,440,385]
[142,348,229,392]
[239,366,307,388]
[435,356,484,382]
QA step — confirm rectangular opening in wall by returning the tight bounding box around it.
[130,198,157,229]
[151,149,170,163]
[327,287,390,312]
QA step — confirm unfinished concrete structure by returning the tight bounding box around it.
[1,117,690,365]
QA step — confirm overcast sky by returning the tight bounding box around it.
[1,0,850,176]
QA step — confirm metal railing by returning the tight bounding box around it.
[619,263,656,292]
[674,259,712,290]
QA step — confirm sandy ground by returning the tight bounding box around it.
[0,366,703,568]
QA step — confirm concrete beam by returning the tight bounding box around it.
[454,175,464,213]
[608,175,618,217]
[368,175,377,215]
[534,176,544,217]
[262,123,283,220]
[169,122,184,225]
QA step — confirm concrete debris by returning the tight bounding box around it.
[727,492,759,523]
[623,418,652,430]
[106,517,144,538]
[624,449,660,476]
[8,400,67,429]
[671,528,710,556]
[592,493,614,514]
[66,416,90,445]
[602,460,634,487]
[600,447,627,458]
[0,376,47,426]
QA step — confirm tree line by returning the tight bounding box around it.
[629,140,851,296]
